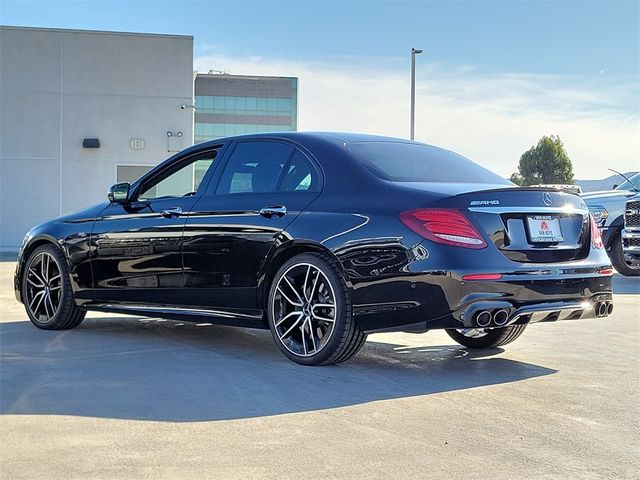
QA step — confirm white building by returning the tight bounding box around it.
[0,26,194,251]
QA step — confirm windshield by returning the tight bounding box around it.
[346,141,511,185]
[614,172,640,191]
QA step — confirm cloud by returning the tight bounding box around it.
[194,54,639,179]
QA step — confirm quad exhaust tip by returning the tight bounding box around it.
[597,302,606,317]
[493,309,509,326]
[469,300,612,326]
[595,301,613,318]
[476,310,492,327]
[474,309,511,328]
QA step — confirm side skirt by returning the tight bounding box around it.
[82,303,268,329]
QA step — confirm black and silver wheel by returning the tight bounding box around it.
[610,233,640,276]
[446,325,527,349]
[267,253,366,366]
[23,245,85,330]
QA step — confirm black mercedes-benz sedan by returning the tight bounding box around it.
[14,132,614,365]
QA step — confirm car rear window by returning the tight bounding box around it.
[346,141,511,184]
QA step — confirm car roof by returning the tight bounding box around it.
[192,131,417,149]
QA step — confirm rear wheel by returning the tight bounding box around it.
[267,253,366,366]
[22,245,85,330]
[610,233,640,276]
[446,325,527,349]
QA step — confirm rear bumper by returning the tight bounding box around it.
[352,267,614,333]
[452,293,613,329]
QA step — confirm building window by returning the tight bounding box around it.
[194,76,298,144]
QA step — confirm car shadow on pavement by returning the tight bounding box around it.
[0,317,556,422]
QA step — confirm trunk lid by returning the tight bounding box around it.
[445,187,590,263]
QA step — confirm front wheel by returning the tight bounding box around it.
[267,253,366,366]
[610,233,640,276]
[22,244,85,330]
[446,325,527,349]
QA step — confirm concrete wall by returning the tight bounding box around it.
[0,26,194,251]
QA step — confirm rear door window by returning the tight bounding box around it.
[279,149,320,192]
[215,141,293,194]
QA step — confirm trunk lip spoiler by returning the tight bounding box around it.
[461,185,580,194]
[468,205,588,215]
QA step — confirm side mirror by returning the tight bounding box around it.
[612,184,618,189]
[107,183,130,204]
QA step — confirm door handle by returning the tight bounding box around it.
[259,205,287,218]
[161,206,183,218]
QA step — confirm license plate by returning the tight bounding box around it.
[527,216,563,243]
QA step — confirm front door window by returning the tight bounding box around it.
[139,154,217,201]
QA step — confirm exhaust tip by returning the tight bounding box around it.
[493,309,509,326]
[606,302,614,315]
[597,302,607,317]
[476,310,492,327]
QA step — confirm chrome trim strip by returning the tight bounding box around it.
[86,303,263,320]
[512,300,592,319]
[468,206,588,215]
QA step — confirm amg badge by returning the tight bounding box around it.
[469,200,500,206]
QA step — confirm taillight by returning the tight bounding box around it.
[590,214,603,249]
[399,208,487,249]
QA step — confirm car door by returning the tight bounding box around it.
[181,140,322,312]
[88,148,220,306]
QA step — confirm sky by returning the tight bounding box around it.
[2,0,639,179]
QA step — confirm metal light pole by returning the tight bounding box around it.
[410,48,423,140]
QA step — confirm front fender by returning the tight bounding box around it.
[14,205,103,303]
[14,232,65,304]
[602,215,624,251]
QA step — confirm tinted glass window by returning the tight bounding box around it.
[347,142,511,184]
[138,153,217,201]
[280,150,318,192]
[613,172,640,191]
[216,142,292,194]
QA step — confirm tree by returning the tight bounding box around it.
[514,135,574,186]
[509,172,523,185]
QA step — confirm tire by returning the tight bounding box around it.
[446,325,527,349]
[610,233,640,276]
[22,244,86,330]
[267,252,366,366]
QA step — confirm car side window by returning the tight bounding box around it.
[216,141,293,195]
[138,151,217,201]
[279,149,318,192]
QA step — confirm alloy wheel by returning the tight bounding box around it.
[272,262,337,357]
[456,328,489,338]
[25,252,63,323]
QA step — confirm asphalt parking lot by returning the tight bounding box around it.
[1,258,638,479]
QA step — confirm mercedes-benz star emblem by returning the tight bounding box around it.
[543,192,553,206]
